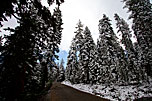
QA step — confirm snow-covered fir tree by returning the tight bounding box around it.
[0,3,44,99]
[78,26,96,84]
[0,1,63,100]
[66,38,79,83]
[74,20,84,51]
[58,59,65,82]
[133,42,148,82]
[123,0,152,77]
[50,62,59,81]
[36,6,63,88]
[97,14,126,84]
[89,42,100,84]
[74,20,85,83]
[114,13,145,83]
[114,14,133,53]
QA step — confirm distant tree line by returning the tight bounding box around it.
[65,0,152,85]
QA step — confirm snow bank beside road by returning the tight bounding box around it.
[62,81,152,101]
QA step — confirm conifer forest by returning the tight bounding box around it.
[0,0,152,100]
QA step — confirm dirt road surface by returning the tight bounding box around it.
[40,82,109,101]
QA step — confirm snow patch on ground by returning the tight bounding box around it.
[62,81,152,101]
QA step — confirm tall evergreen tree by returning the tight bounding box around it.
[66,20,84,84]
[74,20,84,83]
[0,1,63,100]
[0,0,64,26]
[66,38,78,83]
[90,52,100,84]
[97,14,126,84]
[50,62,59,80]
[78,26,96,84]
[89,40,100,84]
[123,0,152,77]
[114,13,144,83]
[133,42,148,82]
[0,3,40,99]
[58,58,65,82]
[74,20,84,51]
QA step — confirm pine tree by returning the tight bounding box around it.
[66,20,84,84]
[0,0,64,26]
[114,13,142,83]
[134,42,148,82]
[66,38,78,83]
[58,58,65,82]
[48,61,59,81]
[0,3,40,99]
[89,43,100,84]
[97,14,125,84]
[74,20,84,51]
[74,20,85,83]
[123,0,152,77]
[78,26,96,84]
[41,6,63,86]
[0,1,63,100]
[52,62,59,80]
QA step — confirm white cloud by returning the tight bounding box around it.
[60,0,131,51]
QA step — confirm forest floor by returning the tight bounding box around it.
[39,82,109,101]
